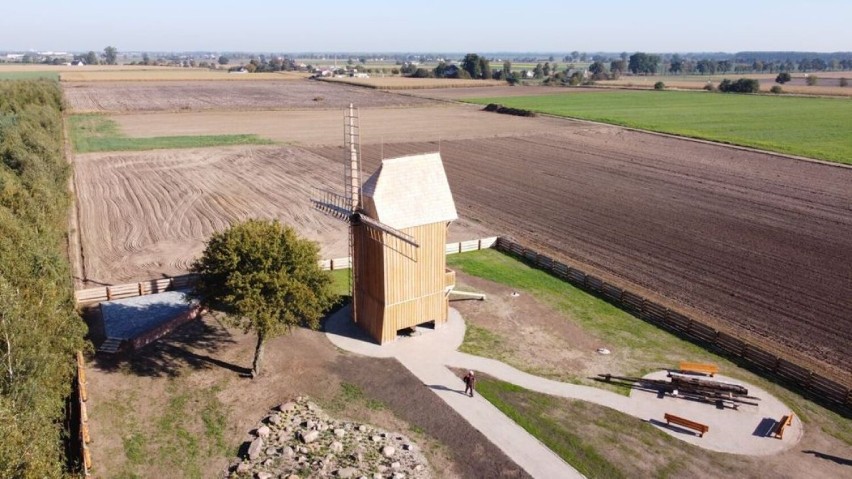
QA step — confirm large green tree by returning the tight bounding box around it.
[462,53,481,79]
[628,52,660,75]
[104,46,118,65]
[191,220,335,378]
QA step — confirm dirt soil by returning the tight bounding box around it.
[85,314,528,478]
[306,124,852,380]
[72,145,491,286]
[110,105,570,145]
[452,273,609,379]
[63,79,437,113]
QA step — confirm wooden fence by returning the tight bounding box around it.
[75,237,499,305]
[76,351,92,475]
[495,237,852,411]
[75,274,196,305]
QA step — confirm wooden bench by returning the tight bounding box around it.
[771,413,794,439]
[664,413,709,437]
[679,361,719,377]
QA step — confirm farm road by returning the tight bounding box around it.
[309,120,852,379]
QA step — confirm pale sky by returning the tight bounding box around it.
[2,0,850,53]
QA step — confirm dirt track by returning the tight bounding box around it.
[308,123,852,378]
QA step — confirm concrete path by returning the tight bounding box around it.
[326,307,802,477]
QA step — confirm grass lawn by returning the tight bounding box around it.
[476,375,754,478]
[68,114,274,153]
[465,90,852,164]
[328,268,350,297]
[446,249,852,446]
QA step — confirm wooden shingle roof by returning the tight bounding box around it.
[361,152,457,229]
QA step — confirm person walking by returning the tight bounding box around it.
[463,370,476,397]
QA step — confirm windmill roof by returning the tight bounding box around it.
[361,152,457,229]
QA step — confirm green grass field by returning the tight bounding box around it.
[466,90,852,164]
[68,114,273,153]
[0,71,60,80]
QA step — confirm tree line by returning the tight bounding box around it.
[0,80,87,476]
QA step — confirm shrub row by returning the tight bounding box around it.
[718,78,761,93]
[0,80,87,477]
[483,103,537,117]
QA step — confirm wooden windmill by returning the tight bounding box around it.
[314,104,458,343]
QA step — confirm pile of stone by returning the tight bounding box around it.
[227,396,431,479]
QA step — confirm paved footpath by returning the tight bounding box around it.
[326,307,802,478]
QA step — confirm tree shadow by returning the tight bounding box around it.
[802,450,852,466]
[92,314,244,378]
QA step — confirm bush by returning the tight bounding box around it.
[806,75,818,86]
[483,103,536,117]
[770,85,783,94]
[775,72,791,84]
[718,78,760,93]
[703,82,716,91]
[841,78,848,87]
[409,68,433,78]
[653,81,665,90]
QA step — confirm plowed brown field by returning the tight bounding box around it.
[307,123,852,378]
[73,145,490,285]
[63,80,436,112]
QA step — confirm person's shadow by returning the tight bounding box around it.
[802,450,852,466]
[426,384,470,396]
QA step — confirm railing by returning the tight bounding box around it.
[75,237,499,305]
[76,351,92,475]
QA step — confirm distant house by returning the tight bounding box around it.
[71,60,86,66]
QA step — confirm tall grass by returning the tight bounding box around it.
[0,80,87,477]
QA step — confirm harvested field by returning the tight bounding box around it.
[60,69,307,82]
[73,145,490,285]
[111,105,569,144]
[63,80,436,112]
[320,77,506,90]
[306,125,852,379]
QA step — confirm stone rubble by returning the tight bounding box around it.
[227,396,431,478]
